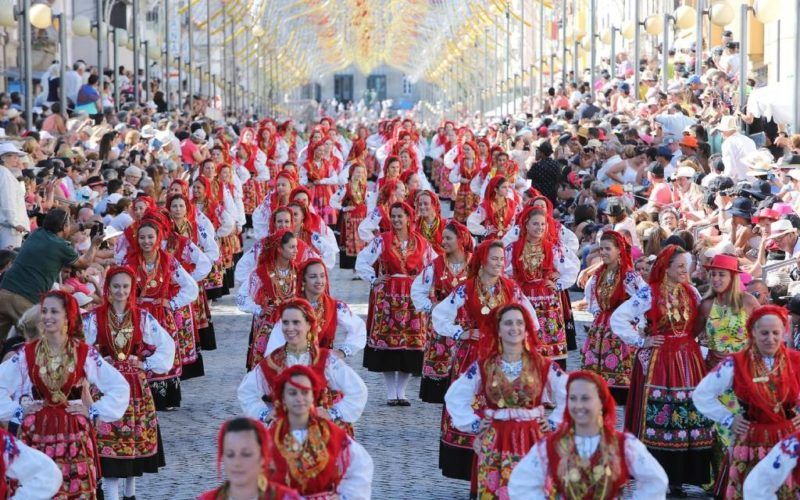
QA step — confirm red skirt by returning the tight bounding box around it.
[725,419,797,499]
[242,178,264,215]
[313,184,337,225]
[367,276,426,351]
[341,210,367,258]
[95,363,158,459]
[580,310,633,402]
[520,280,566,361]
[21,406,99,499]
[246,311,278,370]
[453,183,479,224]
[139,302,182,381]
[476,419,542,498]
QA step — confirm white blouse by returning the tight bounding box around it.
[693,355,789,430]
[251,197,275,240]
[3,431,63,499]
[164,257,201,310]
[357,208,384,244]
[743,434,800,500]
[113,239,211,283]
[354,235,436,284]
[299,162,341,187]
[194,212,221,264]
[507,432,669,499]
[286,430,373,500]
[409,260,467,314]
[264,300,367,358]
[0,344,130,425]
[504,240,581,291]
[237,351,368,423]
[444,360,568,433]
[431,282,540,340]
[82,310,176,375]
[584,270,648,316]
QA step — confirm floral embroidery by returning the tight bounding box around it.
[465,362,478,379]
[781,436,800,458]
[88,347,103,367]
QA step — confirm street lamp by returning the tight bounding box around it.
[738,0,780,110]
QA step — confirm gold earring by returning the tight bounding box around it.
[257,473,268,492]
[62,323,69,336]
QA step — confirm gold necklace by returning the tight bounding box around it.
[476,276,503,315]
[35,339,76,404]
[108,309,134,361]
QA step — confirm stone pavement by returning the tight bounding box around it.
[137,254,708,499]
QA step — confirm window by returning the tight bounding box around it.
[334,74,354,103]
[402,75,413,96]
[366,74,387,101]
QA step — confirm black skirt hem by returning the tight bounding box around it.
[650,448,712,487]
[180,353,205,380]
[199,324,217,351]
[339,252,357,270]
[362,347,422,374]
[419,377,450,404]
[438,441,473,481]
[150,378,181,410]
[100,425,166,477]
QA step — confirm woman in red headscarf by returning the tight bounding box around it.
[431,239,538,485]
[694,305,800,499]
[237,298,367,434]
[467,176,518,239]
[580,230,647,404]
[258,120,289,180]
[115,195,158,263]
[265,364,373,499]
[252,170,298,239]
[301,139,339,226]
[331,162,369,270]
[445,303,567,499]
[198,417,300,500]
[411,221,473,403]
[235,207,321,292]
[357,178,408,244]
[168,191,220,350]
[355,202,436,406]
[508,371,669,499]
[125,216,200,410]
[414,190,444,255]
[610,245,715,493]
[236,229,299,370]
[447,141,481,224]
[376,155,403,190]
[82,266,175,498]
[507,206,580,368]
[192,175,236,301]
[286,194,339,269]
[264,259,366,359]
[0,290,129,498]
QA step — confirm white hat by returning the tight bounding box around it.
[140,124,157,139]
[76,186,99,203]
[6,108,19,119]
[39,130,54,141]
[107,193,124,205]
[714,115,740,133]
[676,166,695,178]
[191,129,207,141]
[788,169,800,181]
[769,219,796,239]
[0,142,26,156]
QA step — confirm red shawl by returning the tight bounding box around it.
[594,231,634,310]
[510,206,555,283]
[480,176,516,235]
[255,230,298,308]
[379,230,428,276]
[93,266,144,359]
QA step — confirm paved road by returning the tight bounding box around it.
[137,249,708,499]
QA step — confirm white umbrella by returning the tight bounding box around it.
[747,77,795,125]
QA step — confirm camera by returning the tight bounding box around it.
[89,221,104,239]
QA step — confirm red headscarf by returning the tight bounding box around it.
[290,185,316,209]
[296,259,338,349]
[646,245,697,328]
[457,140,480,178]
[511,206,555,281]
[41,290,83,338]
[94,265,143,356]
[733,305,800,426]
[214,417,273,479]
[480,176,516,233]
[467,238,503,279]
[167,193,198,241]
[269,206,295,234]
[169,178,190,197]
[192,175,220,227]
[594,231,634,309]
[445,220,475,255]
[288,201,323,237]
[478,302,540,360]
[547,371,629,498]
[125,215,180,301]
[528,195,561,243]
[377,178,404,207]
[382,155,401,179]
[255,229,298,307]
